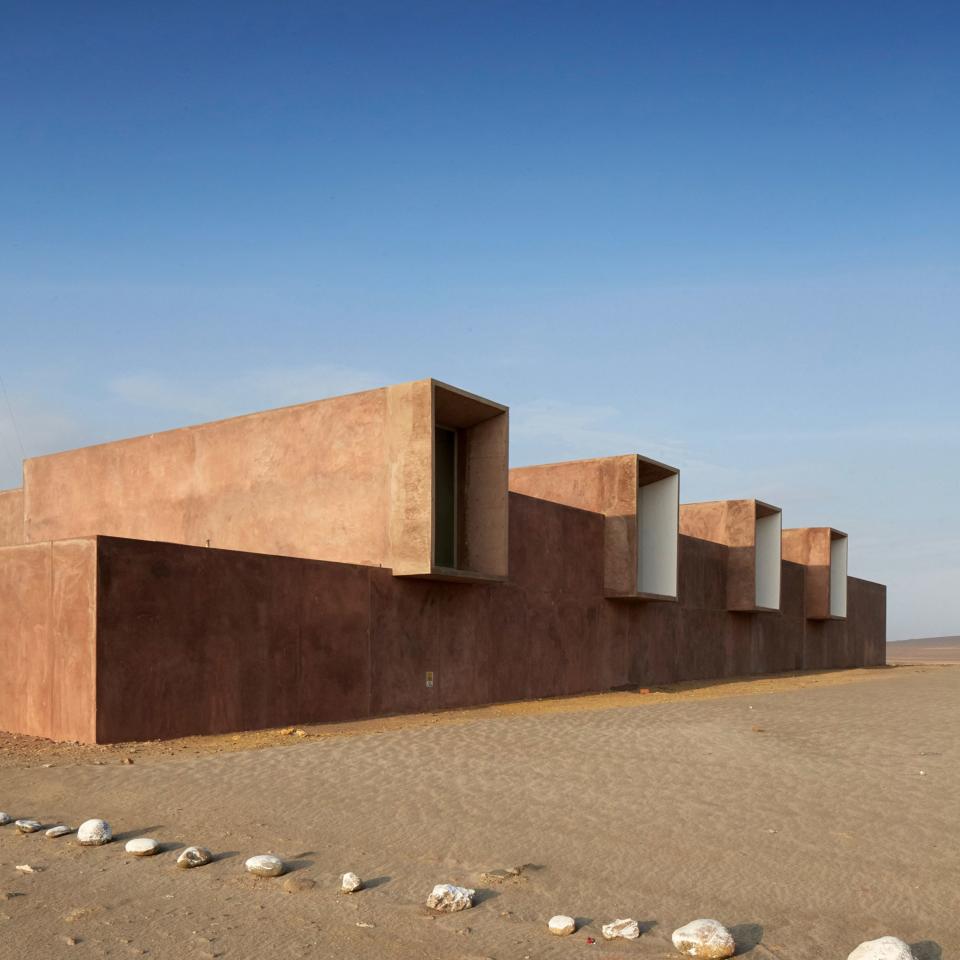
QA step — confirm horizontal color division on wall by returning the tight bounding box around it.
[0,378,886,743]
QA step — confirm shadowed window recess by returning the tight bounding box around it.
[434,425,458,569]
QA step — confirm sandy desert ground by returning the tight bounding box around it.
[1,665,955,959]
[887,636,960,664]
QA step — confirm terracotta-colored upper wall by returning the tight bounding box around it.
[25,386,393,566]
[385,380,433,574]
[510,455,639,517]
[679,499,756,547]
[782,527,831,567]
[0,538,97,742]
[23,378,508,579]
[0,488,24,546]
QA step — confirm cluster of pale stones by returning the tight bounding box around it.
[546,915,737,957]
[1,812,918,957]
[545,912,916,959]
[544,913,917,960]
[553,916,916,959]
[0,813,363,891]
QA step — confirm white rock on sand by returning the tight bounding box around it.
[125,838,161,857]
[176,846,212,869]
[245,855,286,877]
[46,825,72,838]
[847,937,916,960]
[0,813,11,826]
[77,819,112,846]
[602,918,641,940]
[425,884,475,912]
[548,915,576,936]
[341,872,363,893]
[15,819,41,833]
[672,919,736,958]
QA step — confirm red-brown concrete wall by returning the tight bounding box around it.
[93,494,616,741]
[611,541,806,687]
[847,576,887,667]
[0,488,24,546]
[95,536,372,742]
[0,539,97,742]
[86,493,886,743]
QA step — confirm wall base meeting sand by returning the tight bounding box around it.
[0,378,886,744]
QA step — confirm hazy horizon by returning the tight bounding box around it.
[889,635,960,644]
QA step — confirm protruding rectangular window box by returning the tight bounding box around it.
[680,499,782,612]
[782,527,848,620]
[509,453,679,601]
[390,380,509,583]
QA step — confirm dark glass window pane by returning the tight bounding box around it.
[434,427,456,568]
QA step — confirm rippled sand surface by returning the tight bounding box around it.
[1,665,955,958]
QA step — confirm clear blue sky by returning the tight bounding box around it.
[1,2,957,640]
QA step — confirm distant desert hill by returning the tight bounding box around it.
[887,635,960,664]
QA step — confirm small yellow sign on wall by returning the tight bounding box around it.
[425,671,434,688]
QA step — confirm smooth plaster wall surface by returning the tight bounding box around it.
[24,380,508,582]
[25,387,395,567]
[0,538,97,742]
[0,488,24,546]
[82,495,886,743]
[0,500,886,743]
[385,379,434,575]
[93,494,611,741]
[847,576,886,666]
